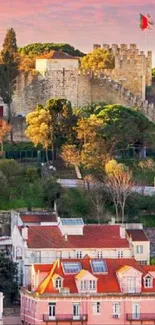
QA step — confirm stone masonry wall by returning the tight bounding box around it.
[94,43,152,100]
[12,69,79,116]
[9,44,155,140]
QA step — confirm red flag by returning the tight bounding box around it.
[140,14,149,30]
[140,14,154,30]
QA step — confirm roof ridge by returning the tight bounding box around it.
[36,260,58,294]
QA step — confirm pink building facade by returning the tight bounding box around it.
[21,257,155,325]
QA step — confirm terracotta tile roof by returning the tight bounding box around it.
[38,50,78,60]
[33,258,155,295]
[126,229,149,241]
[21,214,57,223]
[117,265,133,274]
[26,225,129,249]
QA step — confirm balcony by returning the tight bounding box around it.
[43,314,88,323]
[126,313,155,321]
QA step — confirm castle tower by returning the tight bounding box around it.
[101,43,152,99]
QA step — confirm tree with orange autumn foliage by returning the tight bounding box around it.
[0,119,12,152]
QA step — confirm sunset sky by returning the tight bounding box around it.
[0,0,155,62]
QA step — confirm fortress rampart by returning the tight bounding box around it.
[3,44,154,141]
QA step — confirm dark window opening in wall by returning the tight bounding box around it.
[0,106,3,118]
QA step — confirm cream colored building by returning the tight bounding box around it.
[126,229,150,265]
[35,50,79,76]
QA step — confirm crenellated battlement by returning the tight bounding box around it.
[78,70,155,122]
[93,43,152,100]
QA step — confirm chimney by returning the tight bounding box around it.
[120,225,126,239]
[22,226,29,241]
[64,233,68,241]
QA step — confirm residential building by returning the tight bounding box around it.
[0,236,12,255]
[126,229,150,265]
[12,218,132,285]
[0,292,3,325]
[21,257,155,325]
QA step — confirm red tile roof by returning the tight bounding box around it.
[33,258,155,295]
[39,50,78,60]
[126,229,149,242]
[26,225,129,249]
[21,214,57,223]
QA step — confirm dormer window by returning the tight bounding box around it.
[80,280,96,291]
[144,276,153,288]
[55,277,62,289]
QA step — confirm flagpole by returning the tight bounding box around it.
[145,28,148,54]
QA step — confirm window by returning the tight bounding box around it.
[97,251,103,258]
[0,106,3,118]
[76,251,82,259]
[80,280,96,291]
[117,250,123,258]
[132,303,140,319]
[49,303,56,319]
[136,245,143,254]
[92,302,100,314]
[144,276,153,288]
[55,277,62,289]
[73,303,80,320]
[113,302,120,318]
[63,262,82,274]
[128,277,136,293]
[140,260,147,265]
[91,260,107,273]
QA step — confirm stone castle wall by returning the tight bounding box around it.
[7,44,155,141]
[94,43,152,100]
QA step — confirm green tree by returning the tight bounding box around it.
[0,159,23,199]
[0,252,18,305]
[26,98,76,164]
[97,104,155,158]
[0,28,19,129]
[18,42,84,57]
[42,177,62,209]
[80,48,115,72]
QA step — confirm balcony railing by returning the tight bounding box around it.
[126,313,155,321]
[43,314,88,322]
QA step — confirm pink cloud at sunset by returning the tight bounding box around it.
[0,0,155,64]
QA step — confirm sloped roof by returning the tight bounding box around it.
[25,225,129,249]
[32,257,155,295]
[126,229,149,242]
[38,50,79,60]
[21,214,57,223]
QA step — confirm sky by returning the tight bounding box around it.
[0,0,155,63]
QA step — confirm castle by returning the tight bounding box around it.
[2,44,155,141]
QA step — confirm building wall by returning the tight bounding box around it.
[22,247,131,285]
[20,293,155,325]
[131,241,150,264]
[0,292,3,325]
[36,58,79,75]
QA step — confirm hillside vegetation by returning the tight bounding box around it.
[18,43,84,57]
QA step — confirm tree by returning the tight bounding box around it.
[25,106,51,154]
[0,252,18,304]
[104,160,133,223]
[80,48,115,72]
[97,104,155,158]
[84,175,105,224]
[26,99,75,164]
[18,42,84,57]
[42,176,62,209]
[61,144,80,168]
[0,28,19,128]
[0,120,12,152]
